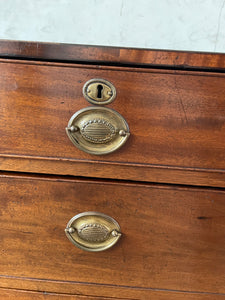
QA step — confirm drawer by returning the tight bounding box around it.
[0,173,224,297]
[0,60,225,186]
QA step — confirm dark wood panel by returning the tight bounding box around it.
[0,174,225,293]
[0,40,225,70]
[0,61,224,184]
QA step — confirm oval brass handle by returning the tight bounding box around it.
[66,107,130,155]
[65,212,122,252]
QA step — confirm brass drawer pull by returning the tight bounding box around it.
[66,107,130,155]
[65,212,122,252]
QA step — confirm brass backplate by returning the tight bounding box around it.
[66,107,130,155]
[65,212,122,252]
[83,78,116,105]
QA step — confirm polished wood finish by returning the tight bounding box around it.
[0,59,224,186]
[0,40,225,70]
[0,287,224,300]
[1,42,225,299]
[1,173,225,295]
[1,155,225,187]
[0,288,117,300]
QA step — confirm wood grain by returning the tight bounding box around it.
[0,286,224,300]
[1,155,225,188]
[0,173,225,294]
[0,60,224,185]
[0,288,120,299]
[1,42,225,300]
[0,40,225,70]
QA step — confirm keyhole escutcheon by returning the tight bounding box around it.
[83,78,116,105]
[97,84,103,99]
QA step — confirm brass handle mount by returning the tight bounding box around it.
[66,107,130,155]
[65,212,122,252]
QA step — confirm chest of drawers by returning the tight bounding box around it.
[0,41,225,299]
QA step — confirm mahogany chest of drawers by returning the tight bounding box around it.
[0,41,225,299]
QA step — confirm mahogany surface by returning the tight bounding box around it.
[0,173,225,296]
[0,59,224,186]
[0,41,225,300]
[0,287,225,300]
[0,288,117,300]
[0,40,225,70]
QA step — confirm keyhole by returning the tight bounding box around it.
[97,84,103,99]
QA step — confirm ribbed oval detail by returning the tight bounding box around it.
[78,223,109,243]
[81,119,115,144]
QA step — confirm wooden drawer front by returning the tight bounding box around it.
[0,174,224,295]
[0,61,225,186]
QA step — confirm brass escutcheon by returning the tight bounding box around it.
[83,78,116,105]
[65,212,122,252]
[66,107,130,155]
